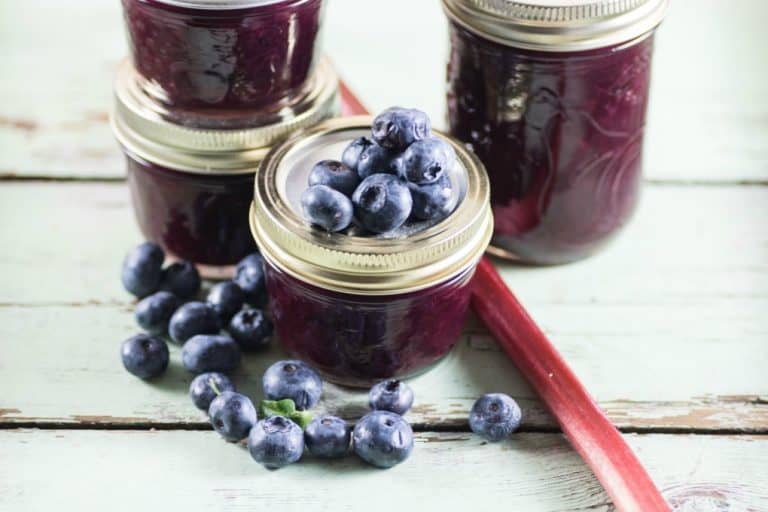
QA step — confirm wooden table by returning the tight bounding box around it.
[1,1,766,510]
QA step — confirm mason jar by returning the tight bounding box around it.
[111,58,338,276]
[250,117,493,386]
[443,0,668,264]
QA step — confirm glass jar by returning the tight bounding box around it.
[250,117,493,387]
[121,0,325,128]
[443,0,668,264]
[111,58,338,275]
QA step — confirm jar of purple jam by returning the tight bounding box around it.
[250,117,493,387]
[443,0,668,264]
[121,0,325,128]
[111,58,338,276]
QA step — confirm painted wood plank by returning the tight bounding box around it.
[1,430,767,511]
[0,0,766,181]
[0,183,766,430]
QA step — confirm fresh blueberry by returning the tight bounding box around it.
[120,334,169,379]
[134,291,182,335]
[263,360,323,411]
[121,242,164,298]
[304,416,350,458]
[189,372,236,411]
[207,281,245,324]
[399,136,456,184]
[372,107,431,150]
[301,185,354,232]
[352,174,413,234]
[368,380,414,415]
[353,411,414,468]
[248,416,304,469]
[208,391,258,442]
[308,159,360,196]
[234,253,267,306]
[169,301,221,344]
[469,393,522,442]
[159,261,201,300]
[341,136,375,172]
[228,308,273,351]
[356,143,403,179]
[408,174,454,221]
[182,334,241,374]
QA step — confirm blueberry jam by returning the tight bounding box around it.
[447,24,654,264]
[122,0,323,116]
[125,153,257,266]
[265,261,474,387]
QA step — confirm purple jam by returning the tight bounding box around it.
[265,261,474,387]
[122,0,323,117]
[125,151,257,266]
[447,23,655,264]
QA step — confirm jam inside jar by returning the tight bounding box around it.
[250,118,493,387]
[444,0,667,264]
[121,0,324,125]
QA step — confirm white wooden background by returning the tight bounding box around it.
[1,1,767,511]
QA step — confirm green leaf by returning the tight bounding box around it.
[259,399,313,429]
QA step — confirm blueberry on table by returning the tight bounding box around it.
[135,291,182,336]
[400,136,456,185]
[208,391,258,442]
[341,136,375,173]
[352,174,413,234]
[308,159,360,196]
[469,393,522,442]
[120,333,169,379]
[301,185,354,232]
[304,416,350,458]
[207,281,245,324]
[353,411,414,468]
[356,143,403,179]
[169,301,221,344]
[248,416,304,469]
[262,360,323,411]
[368,379,414,415]
[159,261,201,300]
[228,308,273,351]
[408,174,454,221]
[234,253,267,306]
[372,107,431,150]
[189,372,235,411]
[182,334,241,374]
[121,242,164,298]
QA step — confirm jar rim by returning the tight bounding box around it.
[442,0,668,52]
[250,117,494,295]
[110,58,339,175]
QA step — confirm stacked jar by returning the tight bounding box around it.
[112,0,338,275]
[443,0,668,265]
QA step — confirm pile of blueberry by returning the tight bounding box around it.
[301,107,457,234]
[119,242,273,380]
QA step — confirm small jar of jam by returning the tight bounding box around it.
[121,0,325,128]
[250,117,493,387]
[443,0,668,264]
[111,58,338,276]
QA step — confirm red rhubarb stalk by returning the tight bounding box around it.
[339,82,668,511]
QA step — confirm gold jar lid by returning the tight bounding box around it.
[442,0,669,52]
[250,116,494,295]
[110,57,339,174]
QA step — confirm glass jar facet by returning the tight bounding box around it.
[121,0,324,121]
[447,22,657,264]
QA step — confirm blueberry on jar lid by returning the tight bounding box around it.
[356,143,403,179]
[408,174,454,222]
[352,174,412,234]
[371,107,431,150]
[341,136,375,173]
[301,185,354,232]
[399,136,456,185]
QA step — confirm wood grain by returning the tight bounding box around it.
[1,430,767,512]
[0,0,765,181]
[1,183,766,431]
